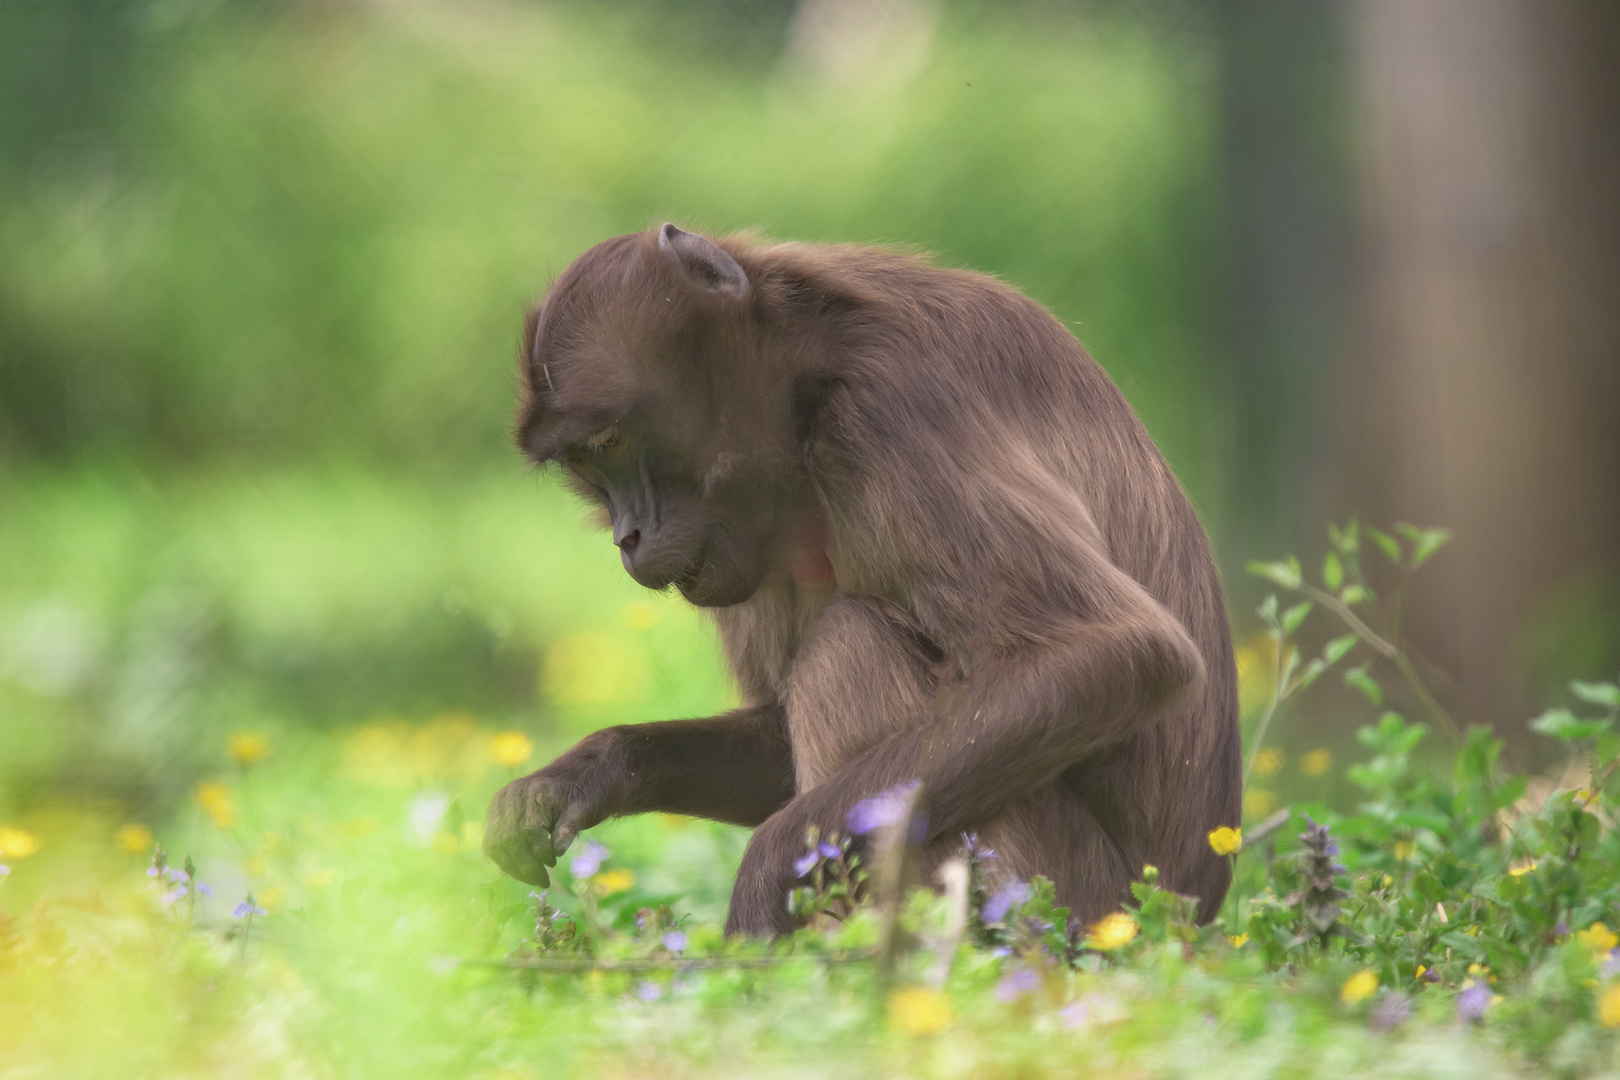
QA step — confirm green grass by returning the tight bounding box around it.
[3,467,1619,1078]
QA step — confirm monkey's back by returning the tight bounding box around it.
[751,241,1242,908]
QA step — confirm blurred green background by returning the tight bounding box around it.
[3,0,1618,883]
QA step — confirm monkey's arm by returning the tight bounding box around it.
[484,704,795,887]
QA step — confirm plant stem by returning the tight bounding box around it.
[1298,584,1463,745]
[1243,633,1288,786]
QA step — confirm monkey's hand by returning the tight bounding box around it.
[724,810,803,938]
[483,730,627,887]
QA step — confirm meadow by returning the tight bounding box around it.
[4,3,1618,1076]
[3,465,1618,1078]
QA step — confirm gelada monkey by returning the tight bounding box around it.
[485,223,1239,936]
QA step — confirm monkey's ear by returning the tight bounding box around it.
[657,223,749,298]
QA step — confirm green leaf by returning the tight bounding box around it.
[1257,593,1278,625]
[1529,707,1612,742]
[1247,557,1302,590]
[1328,519,1359,556]
[1339,584,1371,606]
[1322,551,1343,591]
[1410,527,1453,568]
[1571,680,1620,708]
[1411,870,1444,903]
[1494,874,1529,901]
[1294,658,1327,691]
[1323,634,1358,665]
[1367,528,1402,565]
[1491,775,1528,811]
[1281,600,1314,637]
[1439,931,1486,959]
[1344,663,1383,705]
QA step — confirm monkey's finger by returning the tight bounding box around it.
[518,791,563,865]
[497,837,552,887]
[551,814,584,858]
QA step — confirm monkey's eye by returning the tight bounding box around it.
[582,426,624,453]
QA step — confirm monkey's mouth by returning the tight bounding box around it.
[670,537,710,597]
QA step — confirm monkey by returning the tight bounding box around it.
[483,222,1240,937]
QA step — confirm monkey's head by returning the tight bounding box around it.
[517,224,826,608]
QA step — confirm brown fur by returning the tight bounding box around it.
[484,224,1241,935]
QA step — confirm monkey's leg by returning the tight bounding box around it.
[774,597,1136,926]
[484,705,795,887]
[975,780,1136,925]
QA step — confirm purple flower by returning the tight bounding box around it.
[196,882,214,897]
[818,841,841,860]
[164,866,188,883]
[845,781,920,837]
[0,864,10,876]
[634,980,662,1002]
[1370,992,1411,1032]
[146,866,159,877]
[962,833,997,860]
[981,880,1031,924]
[1059,999,1089,1029]
[661,930,687,953]
[793,850,820,878]
[1456,982,1493,1021]
[232,899,268,918]
[569,840,609,879]
[162,887,187,906]
[1602,948,1620,978]
[994,968,1041,1002]
[989,946,1012,959]
[1556,921,1571,936]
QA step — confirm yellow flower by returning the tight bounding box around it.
[1228,934,1249,948]
[490,731,534,768]
[115,824,153,854]
[1252,749,1284,777]
[195,781,237,827]
[1577,922,1619,953]
[1394,840,1416,860]
[594,868,636,895]
[0,827,39,859]
[1301,749,1333,777]
[1601,984,1620,1028]
[1508,860,1537,877]
[227,731,270,765]
[1085,912,1139,951]
[542,631,650,708]
[1235,634,1275,715]
[1208,827,1243,856]
[1141,864,1159,883]
[302,868,341,890]
[624,601,661,631]
[1340,970,1379,1004]
[888,987,952,1034]
[1414,965,1427,980]
[1243,790,1276,818]
[1468,963,1488,977]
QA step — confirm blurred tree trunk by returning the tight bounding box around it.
[1337,0,1620,748]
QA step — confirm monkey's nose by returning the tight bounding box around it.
[616,528,641,551]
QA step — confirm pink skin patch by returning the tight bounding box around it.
[789,505,836,586]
